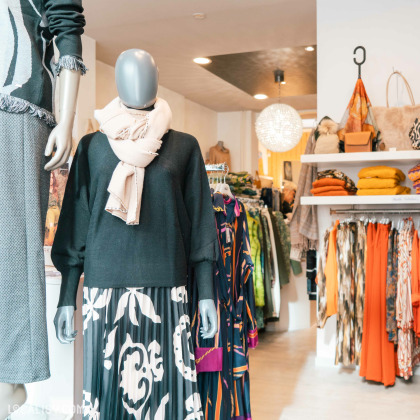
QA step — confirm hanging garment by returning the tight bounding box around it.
[290,129,318,253]
[335,223,356,366]
[386,229,399,344]
[412,231,420,337]
[247,209,265,308]
[0,110,51,383]
[360,223,396,387]
[325,221,339,317]
[82,286,203,420]
[354,221,367,365]
[273,188,280,211]
[262,207,281,318]
[396,221,415,380]
[260,212,275,321]
[269,210,290,286]
[317,229,330,329]
[191,193,258,420]
[306,250,317,301]
[261,188,273,208]
[273,211,302,276]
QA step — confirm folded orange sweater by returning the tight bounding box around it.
[313,189,355,196]
[312,178,346,188]
[311,186,346,194]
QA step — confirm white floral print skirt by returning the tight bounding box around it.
[82,286,203,420]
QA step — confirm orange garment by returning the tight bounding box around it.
[312,178,346,188]
[412,232,420,337]
[310,186,346,194]
[325,221,339,317]
[360,223,396,386]
[313,190,355,196]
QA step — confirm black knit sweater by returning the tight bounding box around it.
[0,0,86,126]
[52,130,217,308]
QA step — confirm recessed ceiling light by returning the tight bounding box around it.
[254,94,268,100]
[193,13,206,20]
[305,46,315,52]
[193,57,212,65]
[281,81,286,85]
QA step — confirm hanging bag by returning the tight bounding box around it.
[372,71,420,150]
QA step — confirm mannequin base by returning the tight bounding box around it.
[0,383,27,420]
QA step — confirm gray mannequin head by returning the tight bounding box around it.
[115,49,158,109]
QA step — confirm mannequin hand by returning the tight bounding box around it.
[199,299,218,339]
[54,306,77,344]
[44,121,73,171]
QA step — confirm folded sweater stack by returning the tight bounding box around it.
[356,166,410,196]
[408,164,420,194]
[311,170,357,196]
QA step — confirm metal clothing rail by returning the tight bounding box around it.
[205,163,229,173]
[330,208,420,216]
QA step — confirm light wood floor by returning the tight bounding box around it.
[249,327,420,420]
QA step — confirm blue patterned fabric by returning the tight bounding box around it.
[190,193,258,420]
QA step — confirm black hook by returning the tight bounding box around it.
[353,46,366,79]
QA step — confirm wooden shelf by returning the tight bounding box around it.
[301,150,420,165]
[301,195,420,206]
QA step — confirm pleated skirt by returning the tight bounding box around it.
[82,286,203,420]
[0,110,51,383]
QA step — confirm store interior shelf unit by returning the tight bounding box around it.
[301,150,420,165]
[301,195,420,206]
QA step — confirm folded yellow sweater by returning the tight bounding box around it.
[358,166,406,182]
[357,186,411,196]
[357,178,399,189]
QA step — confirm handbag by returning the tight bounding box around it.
[344,132,372,153]
[372,71,420,150]
[409,118,420,150]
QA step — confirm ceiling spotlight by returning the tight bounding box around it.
[193,57,212,65]
[193,13,207,20]
[254,94,268,100]
[305,46,315,52]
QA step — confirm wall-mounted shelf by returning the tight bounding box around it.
[301,150,420,166]
[301,195,420,206]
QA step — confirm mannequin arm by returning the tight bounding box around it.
[44,68,81,171]
[199,299,218,339]
[54,306,77,344]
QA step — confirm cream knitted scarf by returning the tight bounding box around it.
[94,97,172,225]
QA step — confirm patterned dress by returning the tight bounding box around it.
[354,221,367,365]
[317,229,330,329]
[82,286,202,420]
[190,193,258,420]
[386,228,399,344]
[397,220,415,379]
[335,223,356,366]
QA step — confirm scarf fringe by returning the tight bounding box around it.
[0,93,56,127]
[55,55,88,76]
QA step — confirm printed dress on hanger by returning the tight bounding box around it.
[190,193,258,420]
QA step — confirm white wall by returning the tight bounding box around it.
[217,111,259,173]
[316,0,420,363]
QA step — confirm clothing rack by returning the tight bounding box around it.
[205,163,229,173]
[238,196,265,207]
[330,208,420,215]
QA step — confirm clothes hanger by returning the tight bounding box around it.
[214,165,234,199]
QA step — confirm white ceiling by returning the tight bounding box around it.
[84,0,317,113]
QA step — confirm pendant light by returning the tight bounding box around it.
[255,70,303,153]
